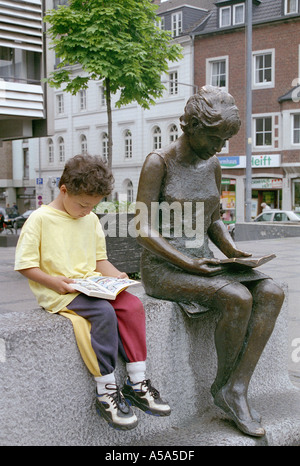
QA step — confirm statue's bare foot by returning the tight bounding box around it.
[211,382,261,423]
[214,386,265,437]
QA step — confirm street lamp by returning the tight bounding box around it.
[245,0,253,222]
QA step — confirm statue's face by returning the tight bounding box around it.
[189,127,228,160]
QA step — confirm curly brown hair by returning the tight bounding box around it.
[59,155,114,196]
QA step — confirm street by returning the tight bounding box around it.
[0,236,299,388]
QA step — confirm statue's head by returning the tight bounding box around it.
[180,85,241,140]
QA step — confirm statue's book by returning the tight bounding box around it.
[220,253,276,268]
[72,276,139,300]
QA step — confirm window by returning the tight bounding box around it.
[220,6,231,27]
[102,132,108,162]
[124,130,132,158]
[153,126,162,150]
[0,47,41,84]
[169,124,178,143]
[126,181,134,203]
[211,60,227,88]
[169,71,178,95]
[80,134,87,154]
[57,94,64,114]
[99,85,106,107]
[293,114,300,144]
[219,4,245,27]
[171,12,182,37]
[58,137,65,162]
[254,117,272,147]
[48,138,54,163]
[256,212,273,221]
[23,148,29,179]
[274,212,288,221]
[156,16,165,30]
[233,3,245,25]
[285,0,298,14]
[79,89,86,110]
[253,50,274,88]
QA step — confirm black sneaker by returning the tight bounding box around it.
[95,384,138,430]
[122,378,171,417]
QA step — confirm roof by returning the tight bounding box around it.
[278,86,300,103]
[191,0,300,36]
[156,0,215,14]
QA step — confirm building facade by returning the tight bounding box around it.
[34,0,213,207]
[0,0,54,210]
[192,0,300,222]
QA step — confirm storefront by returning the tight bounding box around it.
[220,178,236,224]
[218,154,283,220]
[250,178,282,217]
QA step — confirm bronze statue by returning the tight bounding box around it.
[135,85,284,437]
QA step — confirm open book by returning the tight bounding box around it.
[220,253,276,268]
[72,276,140,300]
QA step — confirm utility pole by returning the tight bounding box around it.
[245,0,253,222]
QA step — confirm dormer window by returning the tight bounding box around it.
[219,3,245,28]
[171,11,182,37]
[284,0,298,15]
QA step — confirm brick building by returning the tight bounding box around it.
[192,0,300,222]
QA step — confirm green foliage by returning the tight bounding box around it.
[44,0,183,108]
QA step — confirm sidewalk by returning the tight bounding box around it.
[1,237,299,387]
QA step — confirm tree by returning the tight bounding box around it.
[44,0,183,169]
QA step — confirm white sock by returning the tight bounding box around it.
[94,372,116,395]
[126,361,146,384]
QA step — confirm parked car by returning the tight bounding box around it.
[253,210,300,223]
[13,210,34,230]
[227,210,300,239]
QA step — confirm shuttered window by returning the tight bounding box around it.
[0,0,43,52]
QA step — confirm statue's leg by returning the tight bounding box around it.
[211,279,284,436]
[210,282,253,398]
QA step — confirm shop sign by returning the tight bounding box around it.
[218,154,281,168]
[251,178,283,189]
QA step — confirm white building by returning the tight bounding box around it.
[11,0,213,208]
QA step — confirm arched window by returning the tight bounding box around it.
[153,126,162,150]
[80,134,87,154]
[58,137,65,162]
[126,180,134,203]
[102,132,108,163]
[124,130,132,158]
[169,124,178,143]
[48,138,54,163]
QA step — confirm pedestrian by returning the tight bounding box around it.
[261,202,271,212]
[14,154,170,431]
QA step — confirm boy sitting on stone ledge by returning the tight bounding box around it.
[14,154,170,431]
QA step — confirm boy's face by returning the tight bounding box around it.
[60,185,103,219]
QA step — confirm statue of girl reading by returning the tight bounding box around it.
[135,85,284,437]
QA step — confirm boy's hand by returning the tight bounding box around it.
[50,276,76,294]
[116,272,129,279]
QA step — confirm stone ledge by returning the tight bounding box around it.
[0,284,299,446]
[235,222,300,241]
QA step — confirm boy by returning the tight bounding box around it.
[14,154,170,431]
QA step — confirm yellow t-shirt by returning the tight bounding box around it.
[14,205,107,313]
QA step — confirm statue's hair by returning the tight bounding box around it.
[180,85,241,138]
[59,154,114,196]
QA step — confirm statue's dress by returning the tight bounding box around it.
[140,149,268,315]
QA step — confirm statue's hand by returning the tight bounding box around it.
[191,258,224,276]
